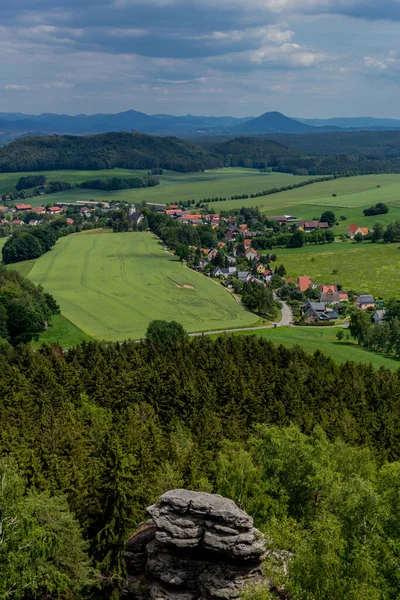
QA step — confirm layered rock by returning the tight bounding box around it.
[122,490,268,600]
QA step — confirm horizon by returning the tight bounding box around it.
[2,109,400,121]
[1,1,400,117]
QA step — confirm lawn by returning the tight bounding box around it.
[225,327,400,371]
[207,174,400,229]
[7,168,317,207]
[275,241,400,298]
[27,231,257,341]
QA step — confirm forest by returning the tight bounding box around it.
[0,132,223,173]
[2,327,400,599]
[4,130,400,177]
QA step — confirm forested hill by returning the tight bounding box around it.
[0,132,223,173]
[209,135,400,174]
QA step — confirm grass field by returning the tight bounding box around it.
[0,168,150,196]
[222,327,400,371]
[27,231,257,340]
[33,314,92,348]
[275,241,400,298]
[3,168,316,207]
[207,174,400,229]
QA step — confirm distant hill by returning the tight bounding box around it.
[0,132,223,173]
[231,111,319,134]
[298,117,400,130]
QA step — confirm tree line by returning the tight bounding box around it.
[2,329,400,598]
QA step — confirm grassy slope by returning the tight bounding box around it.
[226,328,400,371]
[28,231,257,341]
[207,174,400,228]
[275,241,400,298]
[8,168,316,207]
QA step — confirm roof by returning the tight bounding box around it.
[238,271,250,280]
[32,206,45,213]
[361,228,369,234]
[326,310,340,320]
[309,302,326,312]
[321,284,337,294]
[301,221,329,229]
[339,292,349,300]
[48,206,61,212]
[348,224,360,233]
[285,277,296,284]
[66,218,74,224]
[13,219,23,224]
[358,294,375,304]
[245,248,258,254]
[298,276,312,292]
[15,203,32,210]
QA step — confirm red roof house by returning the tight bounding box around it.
[298,276,312,292]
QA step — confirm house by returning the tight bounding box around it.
[372,310,386,324]
[13,219,24,225]
[357,295,376,310]
[262,269,273,282]
[225,229,236,240]
[299,221,329,232]
[66,218,74,225]
[217,241,226,250]
[28,219,38,226]
[213,267,237,278]
[238,224,248,235]
[227,256,237,265]
[285,277,296,285]
[244,239,252,248]
[47,206,61,214]
[339,292,349,301]
[245,248,259,261]
[302,301,339,323]
[238,271,251,282]
[266,216,290,224]
[15,203,32,212]
[255,262,266,274]
[32,206,46,215]
[320,284,341,304]
[347,224,369,239]
[0,206,8,213]
[298,276,313,293]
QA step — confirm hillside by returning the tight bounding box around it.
[269,130,400,157]
[0,132,223,173]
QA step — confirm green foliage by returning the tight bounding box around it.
[0,267,59,344]
[320,210,336,226]
[15,174,46,190]
[0,460,93,599]
[0,132,223,173]
[363,202,389,216]
[146,319,188,345]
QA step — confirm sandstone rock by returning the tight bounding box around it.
[121,490,268,600]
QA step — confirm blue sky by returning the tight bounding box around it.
[1,0,400,117]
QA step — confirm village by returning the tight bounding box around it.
[155,203,381,326]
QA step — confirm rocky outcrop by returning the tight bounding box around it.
[122,489,268,600]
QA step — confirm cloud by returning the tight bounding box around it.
[4,84,31,90]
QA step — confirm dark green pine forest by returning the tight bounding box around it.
[2,328,400,599]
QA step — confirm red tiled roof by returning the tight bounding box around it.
[361,228,369,234]
[348,224,359,234]
[321,284,337,294]
[48,206,61,212]
[15,203,32,210]
[298,276,312,292]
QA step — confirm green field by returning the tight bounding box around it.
[207,174,400,228]
[275,241,400,298]
[2,168,316,207]
[27,231,257,340]
[0,168,150,196]
[224,327,400,371]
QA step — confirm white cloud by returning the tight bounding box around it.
[4,84,31,90]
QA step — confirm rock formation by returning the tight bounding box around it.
[122,489,268,600]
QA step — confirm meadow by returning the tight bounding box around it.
[1,167,316,207]
[207,174,400,229]
[275,241,400,298]
[226,327,400,371]
[27,231,257,341]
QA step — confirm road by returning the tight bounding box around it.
[189,298,293,337]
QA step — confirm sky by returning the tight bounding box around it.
[1,0,400,118]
